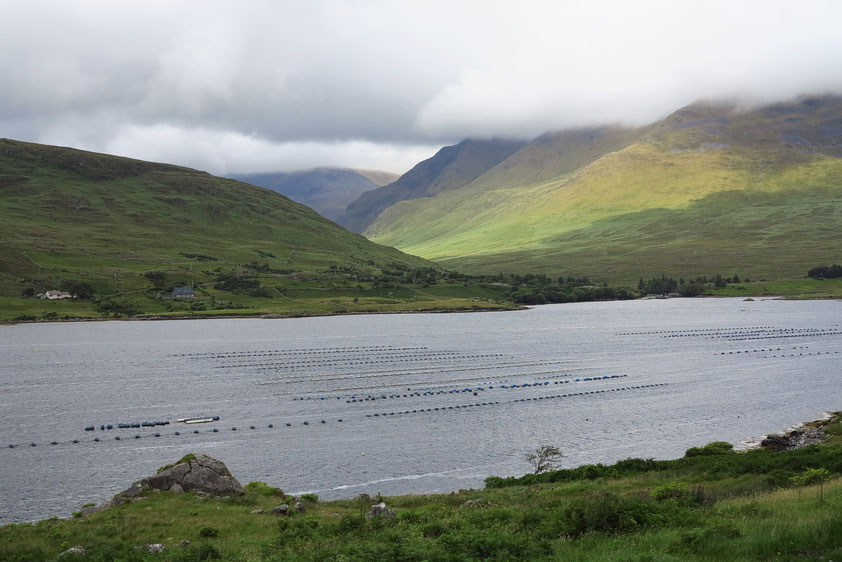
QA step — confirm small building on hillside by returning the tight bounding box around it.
[43,290,73,300]
[171,287,196,298]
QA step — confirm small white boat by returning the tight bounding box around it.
[178,416,220,424]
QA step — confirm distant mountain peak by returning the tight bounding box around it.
[353,169,400,186]
[229,167,387,221]
[337,138,527,233]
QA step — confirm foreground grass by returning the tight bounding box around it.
[4,420,842,561]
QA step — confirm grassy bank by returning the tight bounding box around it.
[3,416,841,561]
[0,275,515,324]
[6,267,841,325]
[706,277,842,300]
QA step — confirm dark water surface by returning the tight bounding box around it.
[1,298,840,522]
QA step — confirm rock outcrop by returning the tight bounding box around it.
[760,427,825,450]
[143,454,244,495]
[108,454,243,507]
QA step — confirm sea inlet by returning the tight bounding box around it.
[1,297,840,522]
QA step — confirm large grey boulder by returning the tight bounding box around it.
[141,454,244,495]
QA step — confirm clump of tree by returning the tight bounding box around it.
[213,272,273,297]
[506,274,635,304]
[807,264,842,280]
[524,444,564,474]
[684,441,734,458]
[144,271,166,289]
[243,262,294,275]
[180,252,219,261]
[96,299,138,317]
[213,273,260,293]
[59,280,95,299]
[638,275,679,295]
[789,467,831,501]
[637,273,742,296]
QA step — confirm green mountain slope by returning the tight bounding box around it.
[337,138,526,233]
[228,167,385,221]
[0,139,464,319]
[366,96,842,281]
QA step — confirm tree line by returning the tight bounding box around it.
[807,264,842,280]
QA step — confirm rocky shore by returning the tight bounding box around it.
[760,412,840,451]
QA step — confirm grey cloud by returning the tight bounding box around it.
[2,0,842,173]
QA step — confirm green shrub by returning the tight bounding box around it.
[300,493,319,503]
[562,492,645,536]
[337,514,366,534]
[245,481,284,497]
[282,516,321,539]
[652,482,689,501]
[685,441,734,457]
[174,543,222,561]
[420,521,447,538]
[198,526,219,538]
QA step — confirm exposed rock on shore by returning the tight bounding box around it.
[143,454,244,495]
[760,417,834,451]
[106,454,243,508]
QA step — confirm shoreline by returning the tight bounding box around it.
[0,303,524,326]
[4,291,841,326]
[756,410,841,451]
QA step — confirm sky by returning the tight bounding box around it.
[3,0,842,175]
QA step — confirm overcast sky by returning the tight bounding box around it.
[3,0,842,175]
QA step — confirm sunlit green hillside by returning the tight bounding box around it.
[367,97,842,281]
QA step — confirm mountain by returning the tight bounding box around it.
[228,167,392,221]
[0,139,431,302]
[354,169,400,186]
[337,138,527,233]
[365,96,842,282]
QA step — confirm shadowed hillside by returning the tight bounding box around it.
[0,139,497,321]
[338,138,526,233]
